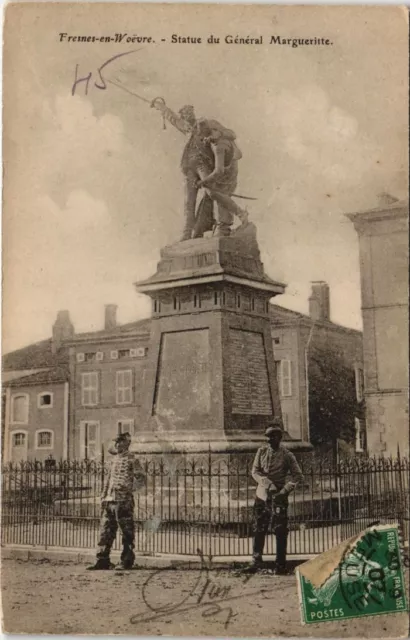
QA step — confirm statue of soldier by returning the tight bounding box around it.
[151,99,249,240]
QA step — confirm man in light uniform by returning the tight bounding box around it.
[87,432,145,571]
[251,419,303,574]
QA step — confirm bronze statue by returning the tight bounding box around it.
[151,99,249,241]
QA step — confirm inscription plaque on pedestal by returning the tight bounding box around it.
[229,329,272,415]
[154,329,211,427]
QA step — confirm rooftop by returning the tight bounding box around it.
[2,339,69,372]
[3,366,69,388]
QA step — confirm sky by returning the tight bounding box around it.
[2,4,408,353]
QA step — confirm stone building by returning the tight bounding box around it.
[3,284,364,461]
[67,307,150,459]
[2,311,72,462]
[271,282,364,450]
[348,195,409,456]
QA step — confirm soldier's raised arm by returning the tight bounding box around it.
[151,98,193,135]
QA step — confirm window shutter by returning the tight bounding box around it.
[281,360,292,397]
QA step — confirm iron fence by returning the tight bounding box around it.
[1,453,409,558]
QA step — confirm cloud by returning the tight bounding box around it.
[34,93,129,199]
[35,190,111,235]
[273,84,373,186]
[2,187,151,351]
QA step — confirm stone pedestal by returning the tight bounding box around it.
[134,224,309,454]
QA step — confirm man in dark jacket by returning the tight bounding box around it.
[251,419,303,574]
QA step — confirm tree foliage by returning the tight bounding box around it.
[308,344,359,450]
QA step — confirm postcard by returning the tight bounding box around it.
[2,3,409,637]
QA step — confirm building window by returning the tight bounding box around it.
[116,370,133,405]
[277,360,292,397]
[81,372,99,406]
[84,352,96,363]
[11,394,29,424]
[37,392,53,409]
[118,419,134,435]
[81,421,100,460]
[12,432,27,447]
[131,347,146,358]
[355,365,364,402]
[355,418,366,453]
[273,337,280,345]
[10,430,28,461]
[36,429,54,449]
[118,349,130,360]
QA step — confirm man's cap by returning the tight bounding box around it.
[265,417,284,438]
[114,432,132,443]
[265,426,283,438]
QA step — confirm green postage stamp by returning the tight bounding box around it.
[297,524,408,624]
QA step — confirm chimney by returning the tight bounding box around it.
[309,282,330,322]
[104,304,118,331]
[52,310,74,354]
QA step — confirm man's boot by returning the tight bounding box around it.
[116,544,135,570]
[274,524,289,575]
[251,553,263,569]
[249,531,265,570]
[86,557,114,571]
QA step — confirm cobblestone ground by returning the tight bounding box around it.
[2,559,408,637]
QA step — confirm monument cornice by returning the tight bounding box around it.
[135,272,285,295]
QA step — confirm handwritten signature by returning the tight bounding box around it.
[71,49,142,96]
[129,550,276,629]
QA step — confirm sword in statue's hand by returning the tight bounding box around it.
[107,79,257,201]
[106,78,169,129]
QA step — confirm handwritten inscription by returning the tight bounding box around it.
[129,550,271,629]
[71,49,141,96]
